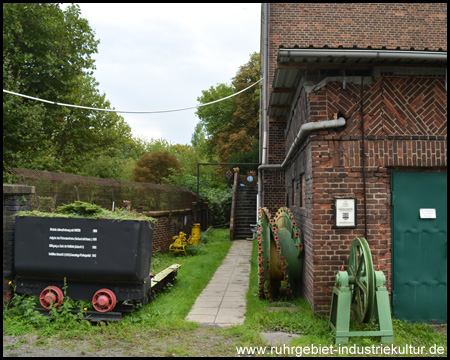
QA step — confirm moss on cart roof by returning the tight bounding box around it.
[17,201,156,224]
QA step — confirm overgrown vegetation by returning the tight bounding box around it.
[4,279,92,337]
[17,201,156,224]
[164,173,233,227]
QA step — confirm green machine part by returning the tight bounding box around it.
[257,207,303,300]
[328,237,394,344]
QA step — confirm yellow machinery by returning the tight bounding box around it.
[189,223,201,245]
[168,224,201,255]
[169,231,188,255]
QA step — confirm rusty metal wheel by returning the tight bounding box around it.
[39,286,64,309]
[92,288,117,312]
[257,207,303,300]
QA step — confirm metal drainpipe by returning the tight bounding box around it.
[360,78,368,240]
[258,117,346,171]
[258,3,269,215]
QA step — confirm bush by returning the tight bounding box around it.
[132,152,182,184]
[166,173,233,227]
[205,187,233,227]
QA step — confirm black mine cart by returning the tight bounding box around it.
[14,216,156,316]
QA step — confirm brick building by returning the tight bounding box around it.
[258,3,447,320]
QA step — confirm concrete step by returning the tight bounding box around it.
[235,209,256,214]
[233,186,257,240]
[235,226,254,232]
[235,215,256,220]
[236,204,256,208]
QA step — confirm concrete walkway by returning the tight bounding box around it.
[185,240,253,327]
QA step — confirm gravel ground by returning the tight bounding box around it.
[3,326,245,357]
[4,324,447,357]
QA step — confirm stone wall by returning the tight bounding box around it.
[3,184,35,301]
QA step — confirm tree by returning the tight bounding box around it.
[195,83,235,138]
[3,3,132,174]
[190,122,208,155]
[195,83,235,157]
[195,52,260,163]
[230,52,260,141]
[214,52,260,162]
[132,152,182,184]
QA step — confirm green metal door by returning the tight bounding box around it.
[392,172,447,322]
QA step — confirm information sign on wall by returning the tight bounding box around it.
[334,197,357,228]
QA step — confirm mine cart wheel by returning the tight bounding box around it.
[92,289,117,312]
[348,237,375,323]
[39,286,64,309]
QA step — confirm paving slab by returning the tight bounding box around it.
[187,307,218,316]
[185,239,253,327]
[192,300,222,308]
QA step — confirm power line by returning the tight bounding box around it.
[2,78,263,114]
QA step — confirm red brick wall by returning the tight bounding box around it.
[269,3,447,50]
[263,117,287,214]
[152,213,193,254]
[285,76,447,315]
[267,3,447,94]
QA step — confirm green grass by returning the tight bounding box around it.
[121,228,233,329]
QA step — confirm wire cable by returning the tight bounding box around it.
[3,78,263,114]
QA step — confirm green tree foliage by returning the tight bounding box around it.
[195,52,260,163]
[195,83,235,158]
[195,83,235,138]
[228,140,259,173]
[82,154,136,181]
[3,3,133,174]
[132,151,182,184]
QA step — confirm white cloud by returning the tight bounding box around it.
[60,3,261,145]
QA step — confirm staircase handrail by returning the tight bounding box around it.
[229,168,240,240]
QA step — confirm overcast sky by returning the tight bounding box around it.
[61,3,261,145]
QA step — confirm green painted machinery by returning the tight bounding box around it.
[328,237,394,344]
[257,207,303,300]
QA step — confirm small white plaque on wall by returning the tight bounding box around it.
[334,198,357,228]
[419,208,437,219]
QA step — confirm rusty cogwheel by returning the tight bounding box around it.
[257,207,303,301]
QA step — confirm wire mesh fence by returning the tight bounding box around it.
[5,168,197,214]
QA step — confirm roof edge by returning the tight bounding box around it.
[278,48,447,62]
